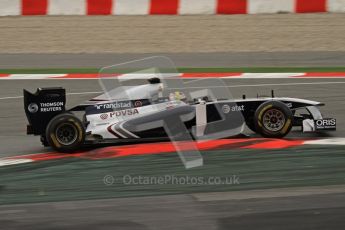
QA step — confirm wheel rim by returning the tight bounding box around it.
[262,109,286,132]
[55,123,78,145]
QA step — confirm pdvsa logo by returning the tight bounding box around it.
[100,114,108,120]
[28,103,39,113]
[110,109,139,117]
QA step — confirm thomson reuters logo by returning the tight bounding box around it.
[100,114,108,120]
[28,103,39,113]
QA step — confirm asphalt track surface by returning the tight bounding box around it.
[1,52,345,68]
[1,190,345,230]
[1,78,345,229]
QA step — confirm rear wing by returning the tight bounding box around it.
[24,87,66,135]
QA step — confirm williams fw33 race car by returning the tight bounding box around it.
[24,78,336,153]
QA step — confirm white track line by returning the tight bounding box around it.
[4,74,66,79]
[171,81,345,91]
[67,91,102,95]
[0,91,102,100]
[227,82,345,88]
[239,73,305,78]
[304,138,345,145]
[0,159,33,167]
[1,73,345,80]
[0,96,23,100]
[1,81,345,100]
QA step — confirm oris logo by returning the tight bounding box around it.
[28,103,39,113]
[100,114,108,120]
[315,118,336,130]
[316,119,336,127]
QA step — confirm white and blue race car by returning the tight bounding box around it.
[24,77,336,152]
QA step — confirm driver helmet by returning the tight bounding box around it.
[169,91,187,102]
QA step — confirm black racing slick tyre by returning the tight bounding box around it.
[254,101,293,138]
[46,113,85,153]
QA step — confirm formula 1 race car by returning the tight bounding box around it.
[24,78,336,152]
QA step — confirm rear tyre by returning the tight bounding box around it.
[254,101,293,138]
[46,113,85,152]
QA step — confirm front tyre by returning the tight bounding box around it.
[254,101,293,138]
[46,113,85,152]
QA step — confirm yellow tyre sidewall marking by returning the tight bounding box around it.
[258,104,273,128]
[68,118,84,143]
[50,132,61,148]
[281,119,291,134]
